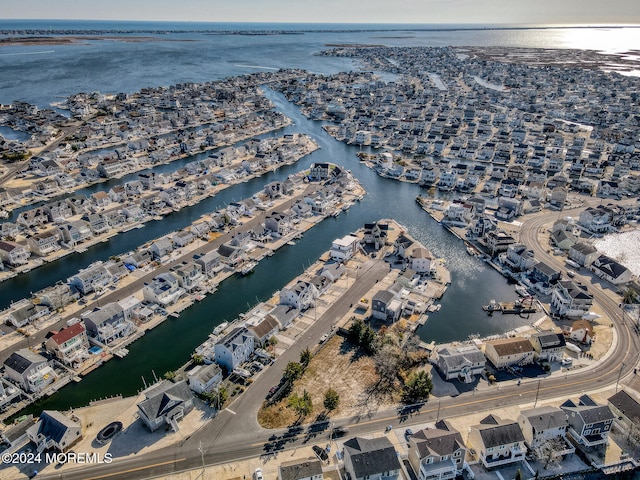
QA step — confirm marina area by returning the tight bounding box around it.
[0,163,365,420]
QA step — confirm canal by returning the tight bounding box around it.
[14,88,520,414]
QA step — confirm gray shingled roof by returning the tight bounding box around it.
[608,390,640,424]
[4,349,46,374]
[279,458,323,480]
[32,410,80,444]
[344,436,401,477]
[137,381,194,422]
[474,416,525,448]
[520,406,568,431]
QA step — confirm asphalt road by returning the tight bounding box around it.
[36,201,640,480]
[0,183,320,364]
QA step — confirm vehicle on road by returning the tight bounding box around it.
[319,333,329,343]
[331,426,349,437]
[566,270,576,278]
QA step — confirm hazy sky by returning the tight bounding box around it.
[3,0,640,25]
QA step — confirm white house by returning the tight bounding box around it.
[214,327,255,372]
[329,235,360,262]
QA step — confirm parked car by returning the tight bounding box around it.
[332,426,349,437]
[561,357,573,366]
[404,428,414,440]
[254,468,263,480]
[312,445,328,462]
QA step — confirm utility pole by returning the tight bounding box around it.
[616,362,625,393]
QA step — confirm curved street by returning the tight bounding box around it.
[37,201,640,480]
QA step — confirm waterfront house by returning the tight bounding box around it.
[217,243,244,266]
[27,410,82,453]
[193,251,221,278]
[27,230,61,256]
[265,211,293,237]
[363,222,389,250]
[569,242,599,267]
[143,272,185,306]
[3,348,57,394]
[187,363,222,395]
[137,380,195,433]
[278,458,323,480]
[320,262,346,283]
[0,240,30,266]
[484,337,535,369]
[268,304,298,330]
[39,283,78,310]
[68,263,111,296]
[214,327,255,372]
[468,414,526,469]
[504,244,536,272]
[82,213,110,235]
[45,322,90,367]
[329,235,360,262]
[551,281,593,318]
[171,262,205,292]
[408,420,468,480]
[371,289,402,322]
[529,331,566,362]
[190,222,210,239]
[58,220,92,247]
[432,344,485,382]
[309,162,331,181]
[246,315,280,349]
[343,436,401,480]
[607,390,640,438]
[82,303,133,345]
[395,234,415,259]
[485,230,516,257]
[560,394,614,447]
[518,406,574,456]
[410,247,434,275]
[568,319,594,345]
[150,238,174,261]
[123,250,152,269]
[588,255,632,285]
[172,230,196,248]
[122,204,146,222]
[117,295,142,322]
[279,281,319,311]
[530,262,561,292]
[6,301,49,328]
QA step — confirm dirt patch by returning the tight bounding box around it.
[258,335,396,428]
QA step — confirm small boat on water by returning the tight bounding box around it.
[240,261,257,275]
[213,321,229,335]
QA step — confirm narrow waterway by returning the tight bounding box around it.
[16,88,520,414]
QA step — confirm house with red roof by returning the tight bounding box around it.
[45,322,90,367]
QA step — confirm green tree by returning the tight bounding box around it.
[191,354,204,365]
[360,325,378,354]
[323,388,340,412]
[300,347,312,367]
[401,371,433,403]
[348,318,365,344]
[623,288,637,304]
[204,386,228,409]
[288,390,313,419]
[283,361,304,383]
[163,370,176,381]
